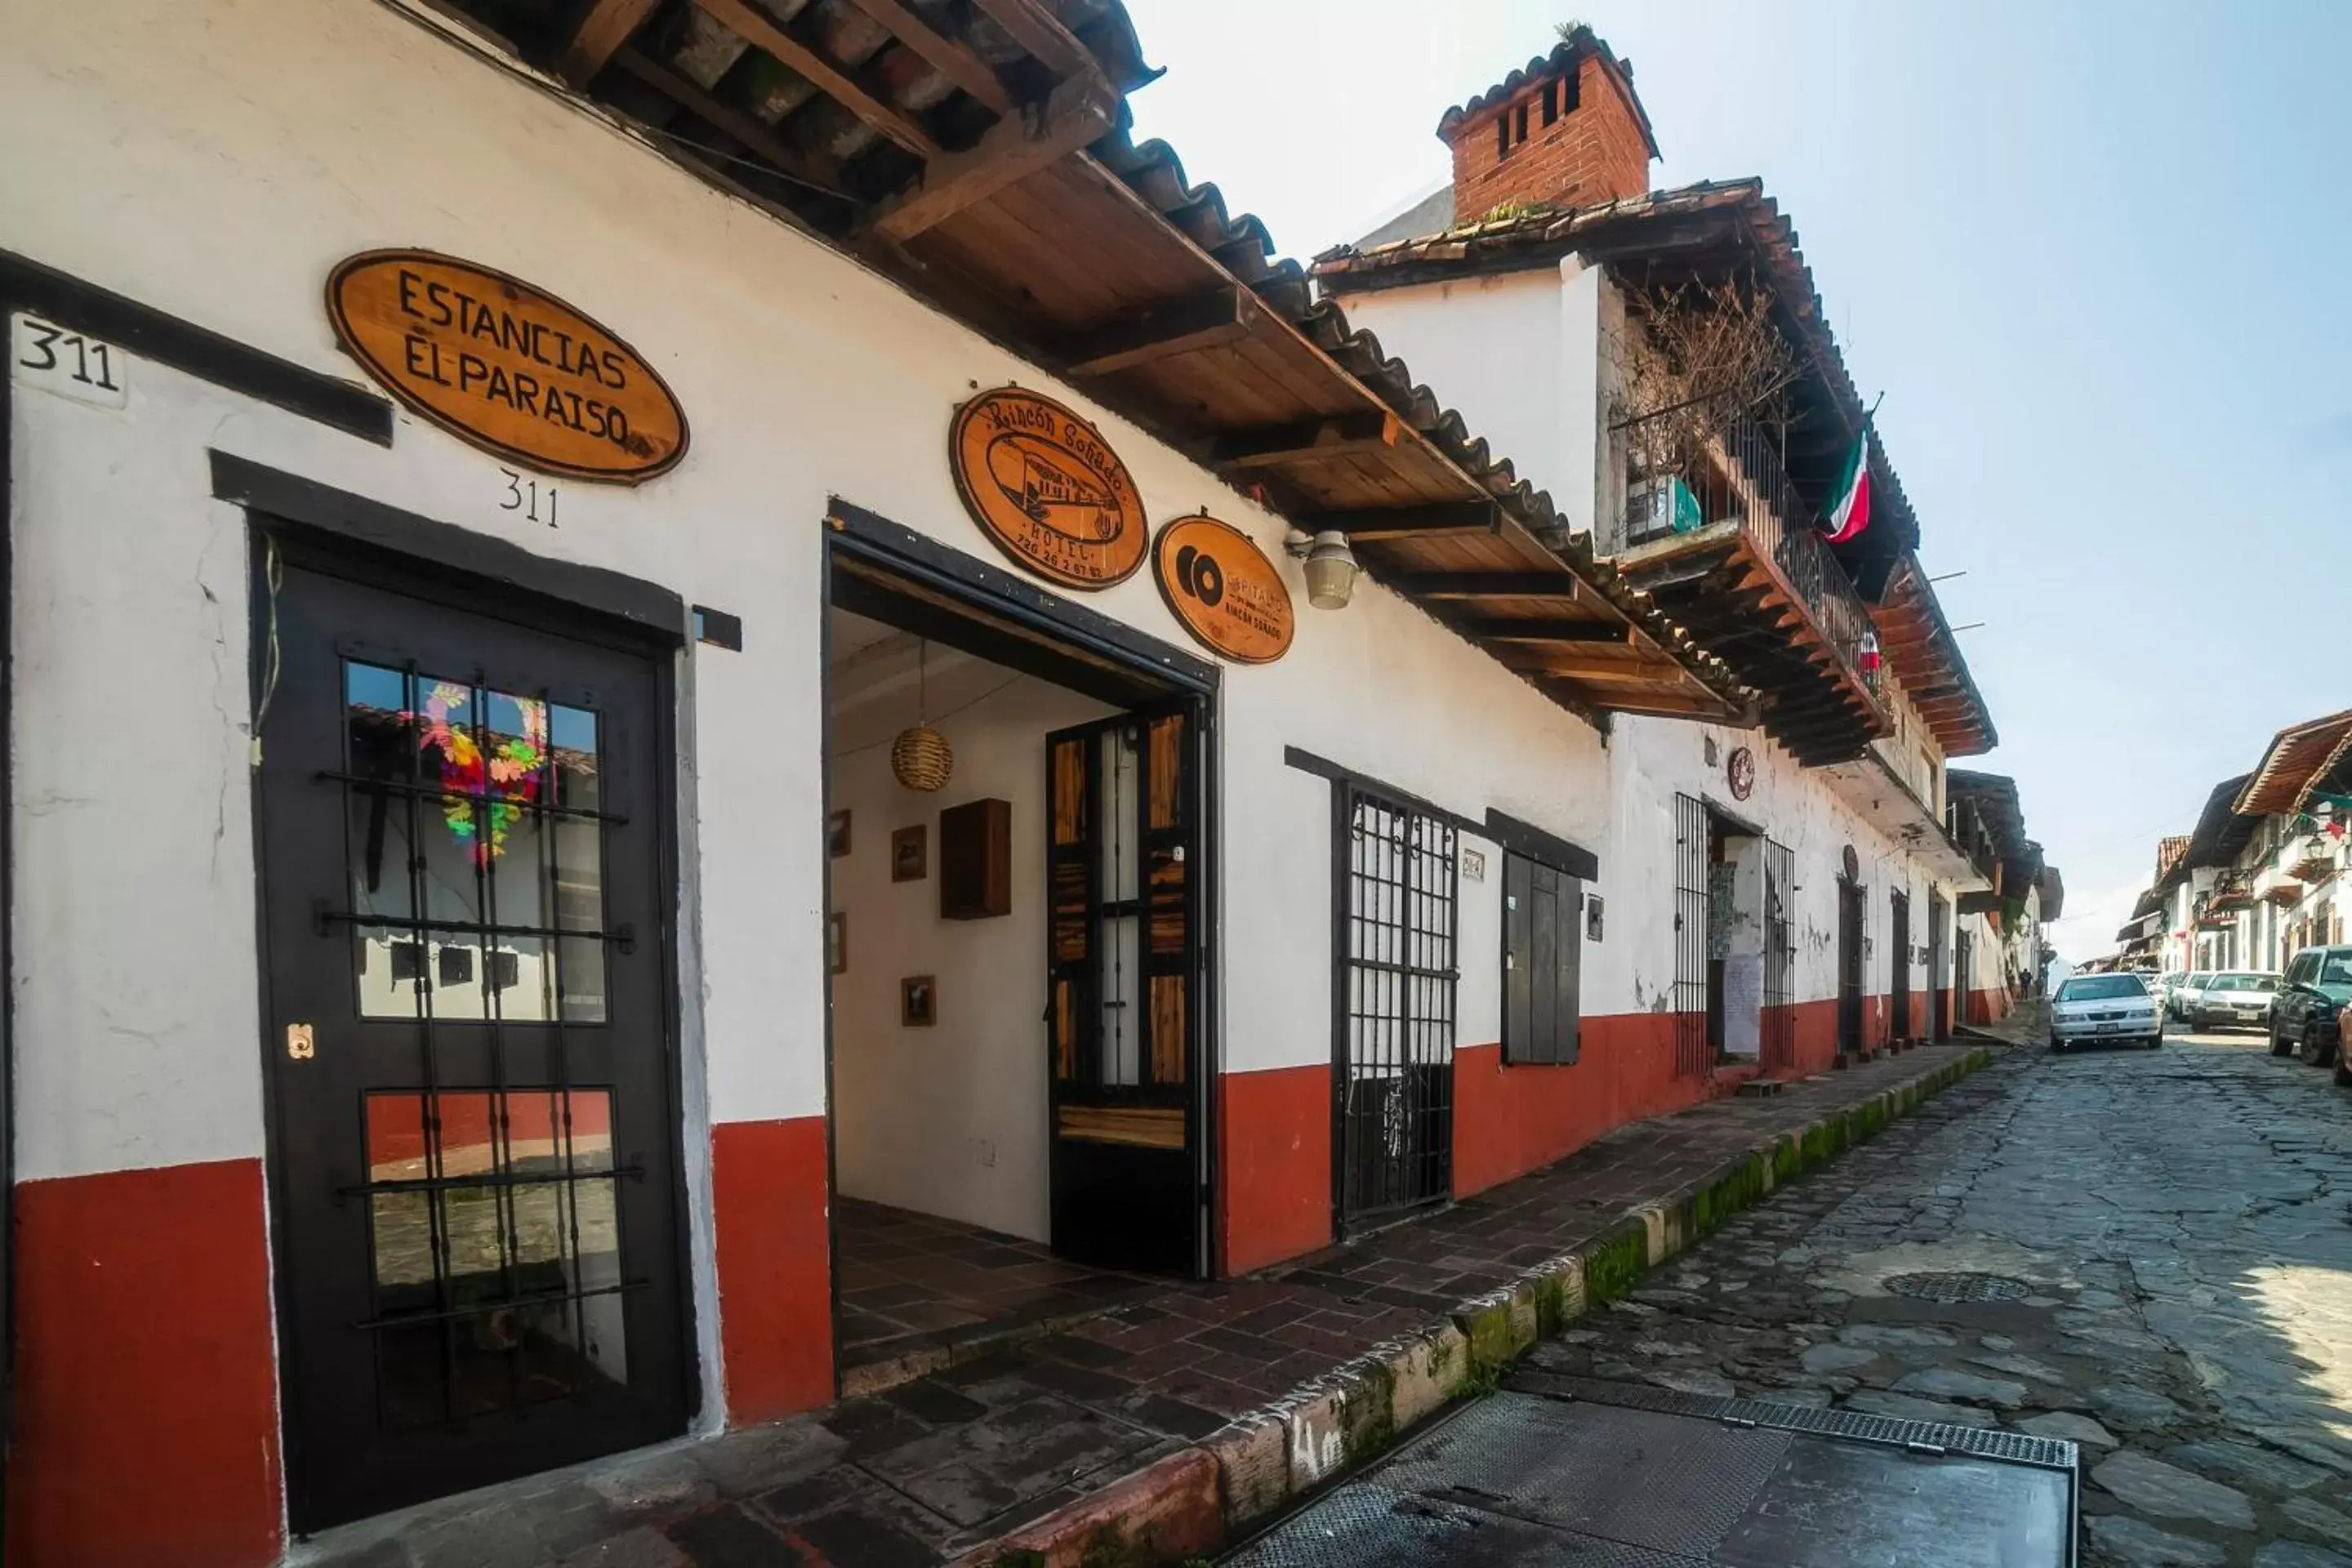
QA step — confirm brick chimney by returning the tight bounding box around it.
[1440,34,1659,225]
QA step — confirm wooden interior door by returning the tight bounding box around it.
[1044,703,1200,1274]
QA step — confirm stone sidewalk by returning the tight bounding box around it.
[306,1042,1992,1568]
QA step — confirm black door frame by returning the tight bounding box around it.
[1890,889,1912,1043]
[818,499,1222,1307]
[1836,877,1866,1056]
[1928,891,1950,1043]
[223,460,696,1531]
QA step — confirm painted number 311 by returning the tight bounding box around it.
[11,315,128,409]
[499,468,559,528]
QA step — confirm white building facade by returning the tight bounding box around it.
[0,7,2036,1561]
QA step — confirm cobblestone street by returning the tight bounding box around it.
[1523,1031,2352,1567]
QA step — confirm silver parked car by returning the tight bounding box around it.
[2155,970,2187,1013]
[2191,970,2280,1031]
[2170,970,2217,1022]
[2050,972,2161,1051]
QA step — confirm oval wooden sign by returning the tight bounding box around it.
[327,250,688,484]
[1152,514,1295,664]
[949,387,1146,589]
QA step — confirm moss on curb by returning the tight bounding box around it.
[1582,1223,1649,1305]
[1341,1361,1397,1466]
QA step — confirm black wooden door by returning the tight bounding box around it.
[1335,786,1458,1230]
[257,549,688,1530]
[1836,881,1865,1055]
[1928,893,1949,1042]
[1890,892,1912,1041]
[1045,704,1200,1275]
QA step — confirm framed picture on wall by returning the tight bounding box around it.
[827,809,853,858]
[828,912,848,975]
[901,975,936,1027]
[891,823,928,883]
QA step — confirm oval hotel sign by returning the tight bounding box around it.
[327,250,688,483]
[950,386,1147,590]
[1153,514,1294,663]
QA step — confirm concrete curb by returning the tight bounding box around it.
[974,1046,1992,1566]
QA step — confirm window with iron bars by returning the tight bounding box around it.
[1672,793,1712,1077]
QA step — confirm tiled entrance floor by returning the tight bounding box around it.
[835,1199,1158,1378]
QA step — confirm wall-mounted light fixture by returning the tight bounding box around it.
[1284,527,1359,609]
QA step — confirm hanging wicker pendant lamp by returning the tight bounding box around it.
[891,639,953,792]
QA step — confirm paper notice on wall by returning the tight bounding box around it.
[1723,954,1762,1057]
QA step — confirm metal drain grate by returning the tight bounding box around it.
[1884,1271,2031,1303]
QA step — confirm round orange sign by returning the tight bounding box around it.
[949,387,1147,590]
[327,250,688,484]
[1152,514,1295,664]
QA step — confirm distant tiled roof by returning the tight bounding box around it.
[1435,29,1660,158]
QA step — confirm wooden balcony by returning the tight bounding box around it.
[1607,420,1891,766]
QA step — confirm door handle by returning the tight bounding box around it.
[286,1022,316,1061]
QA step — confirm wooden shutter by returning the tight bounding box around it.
[1141,710,1191,1088]
[1046,731,1094,1084]
[1503,851,1581,1065]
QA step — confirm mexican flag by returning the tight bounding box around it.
[1820,416,1873,544]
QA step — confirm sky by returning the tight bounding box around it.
[1118,0,2352,962]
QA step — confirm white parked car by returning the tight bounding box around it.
[2049,973,2161,1052]
[2170,971,2216,1022]
[2191,970,2281,1031]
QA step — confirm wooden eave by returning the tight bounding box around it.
[1606,519,1889,767]
[1869,559,1997,758]
[1945,768,2028,866]
[421,0,1750,728]
[2234,709,2352,817]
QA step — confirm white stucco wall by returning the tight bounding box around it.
[1335,268,1566,501]
[0,0,1628,1196]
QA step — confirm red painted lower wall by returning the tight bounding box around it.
[710,1115,835,1425]
[1784,999,1840,1077]
[8,1158,283,1568]
[1965,986,2015,1024]
[1453,1013,1728,1200]
[1218,1063,1332,1275]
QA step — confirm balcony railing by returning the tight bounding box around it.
[1622,416,1884,711]
[2208,869,2255,913]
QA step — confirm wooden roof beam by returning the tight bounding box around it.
[1214,410,1401,469]
[838,0,1018,114]
[970,0,1094,78]
[1388,572,1582,601]
[612,48,852,201]
[1494,648,1647,679]
[555,0,661,83]
[1062,286,1265,377]
[1466,619,1633,645]
[867,71,1118,242]
[694,0,941,158]
[1301,500,1501,541]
